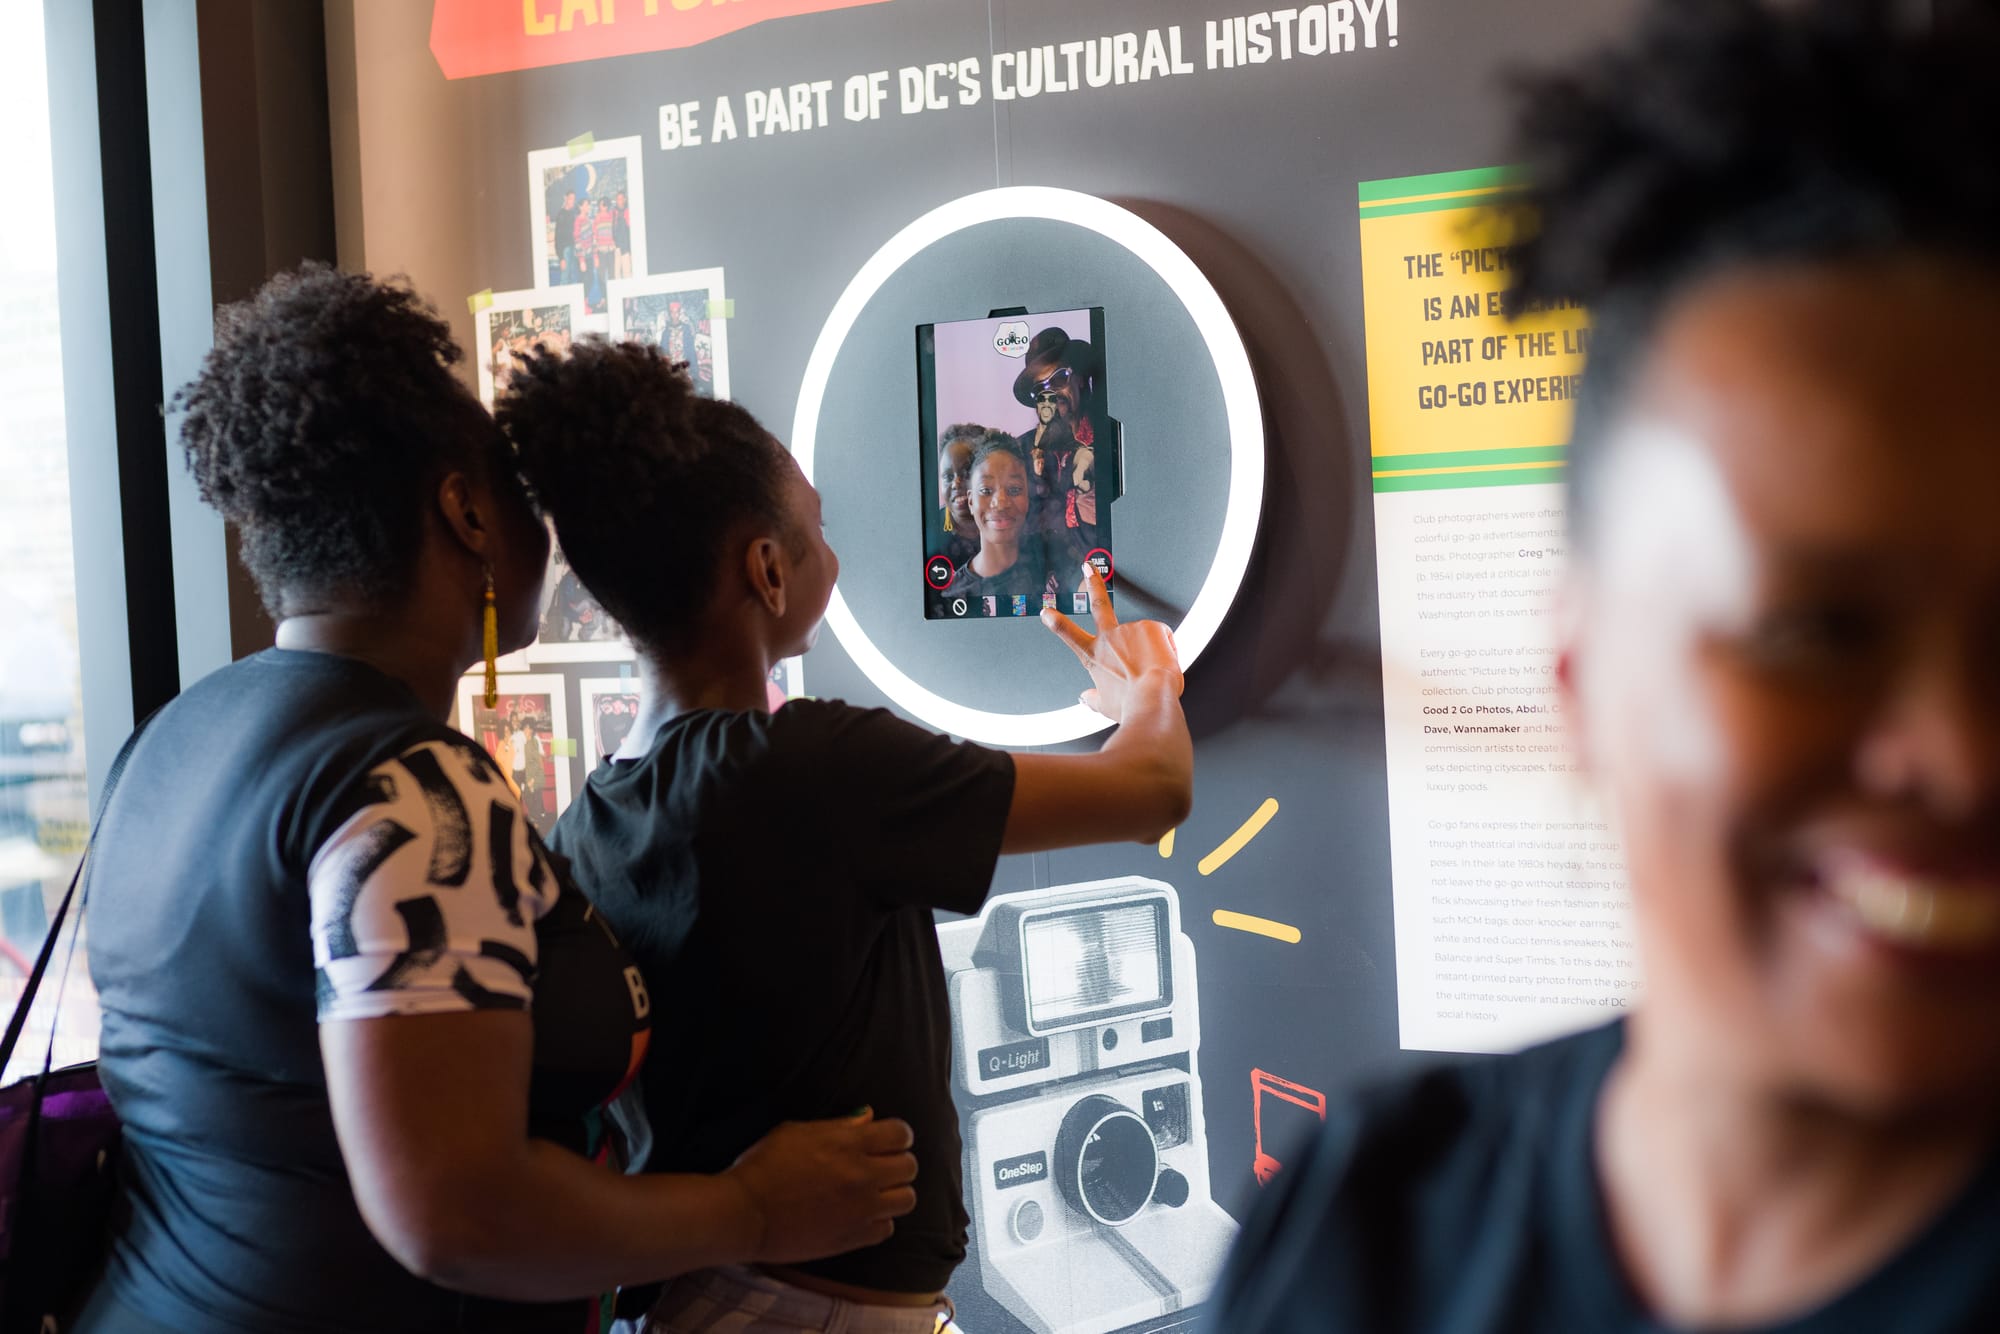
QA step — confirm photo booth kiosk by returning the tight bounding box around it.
[792,188,1265,746]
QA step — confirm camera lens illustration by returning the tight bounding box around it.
[1056,1096,1160,1227]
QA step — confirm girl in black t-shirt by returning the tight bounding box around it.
[74,267,918,1334]
[498,342,1194,1330]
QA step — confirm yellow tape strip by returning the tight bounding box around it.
[568,131,596,158]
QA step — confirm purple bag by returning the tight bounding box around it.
[0,1064,121,1332]
[0,722,144,1333]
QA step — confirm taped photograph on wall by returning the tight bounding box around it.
[578,676,642,767]
[528,135,647,321]
[609,267,730,399]
[476,286,584,408]
[917,308,1117,621]
[455,673,574,836]
[525,545,636,663]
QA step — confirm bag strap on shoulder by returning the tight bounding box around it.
[0,711,157,1076]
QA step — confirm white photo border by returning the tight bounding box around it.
[454,672,575,816]
[608,267,731,400]
[577,675,643,768]
[523,637,637,665]
[524,542,637,664]
[475,286,586,409]
[528,136,648,330]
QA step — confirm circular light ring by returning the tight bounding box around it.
[792,187,1265,746]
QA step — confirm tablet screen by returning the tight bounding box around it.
[916,307,1116,620]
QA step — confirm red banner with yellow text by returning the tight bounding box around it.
[431,0,892,80]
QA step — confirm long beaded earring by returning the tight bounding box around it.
[482,568,499,708]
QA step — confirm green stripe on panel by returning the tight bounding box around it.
[1360,194,1519,221]
[1372,444,1567,473]
[1356,166,1525,204]
[1372,466,1567,494]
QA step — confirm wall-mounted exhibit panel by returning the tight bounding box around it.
[327,3,1650,1330]
[1355,170,1633,1055]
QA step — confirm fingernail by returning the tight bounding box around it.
[1040,610,1054,624]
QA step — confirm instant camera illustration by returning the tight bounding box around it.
[938,878,1238,1334]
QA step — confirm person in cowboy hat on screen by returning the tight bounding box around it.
[1012,327,1116,549]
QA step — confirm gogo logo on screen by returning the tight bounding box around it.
[993,320,1032,356]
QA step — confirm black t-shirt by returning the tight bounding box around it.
[550,698,1016,1293]
[1215,1021,2000,1333]
[85,650,650,1334]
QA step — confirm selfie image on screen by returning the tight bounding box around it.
[916,307,1117,620]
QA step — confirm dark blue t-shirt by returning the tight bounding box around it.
[1215,1021,2000,1333]
[84,651,648,1334]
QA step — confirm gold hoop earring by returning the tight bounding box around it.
[482,568,499,708]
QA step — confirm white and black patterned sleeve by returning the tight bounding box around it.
[307,738,558,1021]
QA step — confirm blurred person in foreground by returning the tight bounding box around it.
[1217,2,2000,1330]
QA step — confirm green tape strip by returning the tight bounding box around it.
[467,289,493,314]
[1372,466,1567,494]
[551,737,578,758]
[1360,193,1520,221]
[707,298,735,319]
[1357,165,1524,203]
[1373,444,1568,474]
[567,131,595,158]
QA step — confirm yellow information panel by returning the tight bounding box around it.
[1359,167,1587,490]
[1358,168,1636,1056]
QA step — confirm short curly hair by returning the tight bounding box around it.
[939,422,989,455]
[968,433,1027,478]
[1503,0,2000,541]
[497,341,792,654]
[176,264,509,612]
